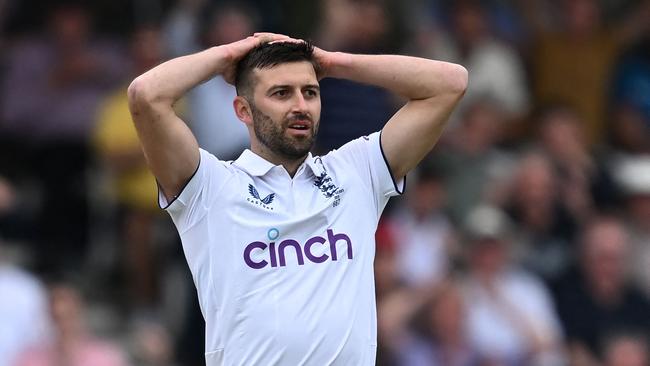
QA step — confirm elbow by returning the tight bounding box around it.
[127,77,155,107]
[449,64,469,96]
[127,77,168,122]
[422,62,468,100]
[127,76,171,111]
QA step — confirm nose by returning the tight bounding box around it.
[291,92,308,113]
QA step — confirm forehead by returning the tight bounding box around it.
[252,61,318,91]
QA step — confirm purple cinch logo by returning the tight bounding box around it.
[243,229,353,269]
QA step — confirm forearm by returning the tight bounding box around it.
[126,33,289,199]
[334,52,468,179]
[326,53,467,100]
[128,46,231,106]
[126,47,227,200]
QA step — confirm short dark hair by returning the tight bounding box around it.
[235,41,319,99]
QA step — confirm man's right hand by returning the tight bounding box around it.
[220,33,294,84]
[128,32,296,201]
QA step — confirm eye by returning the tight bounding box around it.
[305,89,319,98]
[272,89,289,98]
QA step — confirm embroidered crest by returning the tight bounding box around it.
[313,171,345,207]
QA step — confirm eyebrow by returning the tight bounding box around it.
[267,84,321,93]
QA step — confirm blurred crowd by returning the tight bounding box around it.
[0,0,649,365]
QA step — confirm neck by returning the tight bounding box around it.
[251,142,308,177]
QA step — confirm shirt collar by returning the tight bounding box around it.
[233,149,275,176]
[304,154,326,177]
[233,149,324,177]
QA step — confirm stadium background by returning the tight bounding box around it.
[0,0,649,365]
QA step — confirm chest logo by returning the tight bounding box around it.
[243,229,354,269]
[247,184,275,210]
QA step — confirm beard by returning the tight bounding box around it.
[251,104,319,159]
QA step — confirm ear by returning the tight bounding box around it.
[233,96,253,126]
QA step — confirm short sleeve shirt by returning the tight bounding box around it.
[160,132,403,365]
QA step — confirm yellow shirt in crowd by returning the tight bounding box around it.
[94,88,158,211]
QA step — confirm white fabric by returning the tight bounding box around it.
[462,269,564,364]
[391,210,451,287]
[161,132,403,365]
[0,265,51,366]
[188,76,250,159]
[460,40,529,116]
[423,35,529,125]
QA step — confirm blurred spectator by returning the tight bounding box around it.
[461,205,565,365]
[602,332,649,366]
[162,0,207,58]
[376,284,428,366]
[374,219,417,366]
[2,1,650,364]
[607,104,650,156]
[130,320,176,366]
[175,290,204,366]
[502,152,577,281]
[0,176,28,243]
[374,219,402,301]
[0,258,51,366]
[93,25,165,310]
[186,2,254,160]
[432,100,516,223]
[553,216,650,366]
[0,2,124,141]
[395,280,480,366]
[16,282,128,366]
[608,34,650,155]
[0,3,125,273]
[413,0,530,132]
[314,0,397,152]
[613,157,650,298]
[0,177,14,215]
[385,166,454,288]
[610,33,650,126]
[535,104,619,212]
[0,175,38,246]
[527,0,650,145]
[374,219,400,365]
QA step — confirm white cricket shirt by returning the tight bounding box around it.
[160,132,404,365]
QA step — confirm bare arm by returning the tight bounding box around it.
[127,34,287,201]
[320,51,468,179]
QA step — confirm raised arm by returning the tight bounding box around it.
[318,51,468,180]
[127,33,288,201]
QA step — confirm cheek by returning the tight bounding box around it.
[312,101,322,116]
[254,105,284,124]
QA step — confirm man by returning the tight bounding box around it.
[461,205,565,365]
[553,216,650,365]
[128,32,467,365]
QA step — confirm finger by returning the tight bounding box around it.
[253,33,291,44]
[268,38,304,45]
[253,32,290,38]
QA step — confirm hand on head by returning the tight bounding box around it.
[254,32,301,44]
[222,33,293,83]
[262,34,333,79]
[222,33,334,84]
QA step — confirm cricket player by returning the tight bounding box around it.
[128,32,467,365]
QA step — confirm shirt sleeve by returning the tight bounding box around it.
[159,148,234,234]
[329,131,405,217]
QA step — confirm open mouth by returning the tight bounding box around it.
[288,121,311,131]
